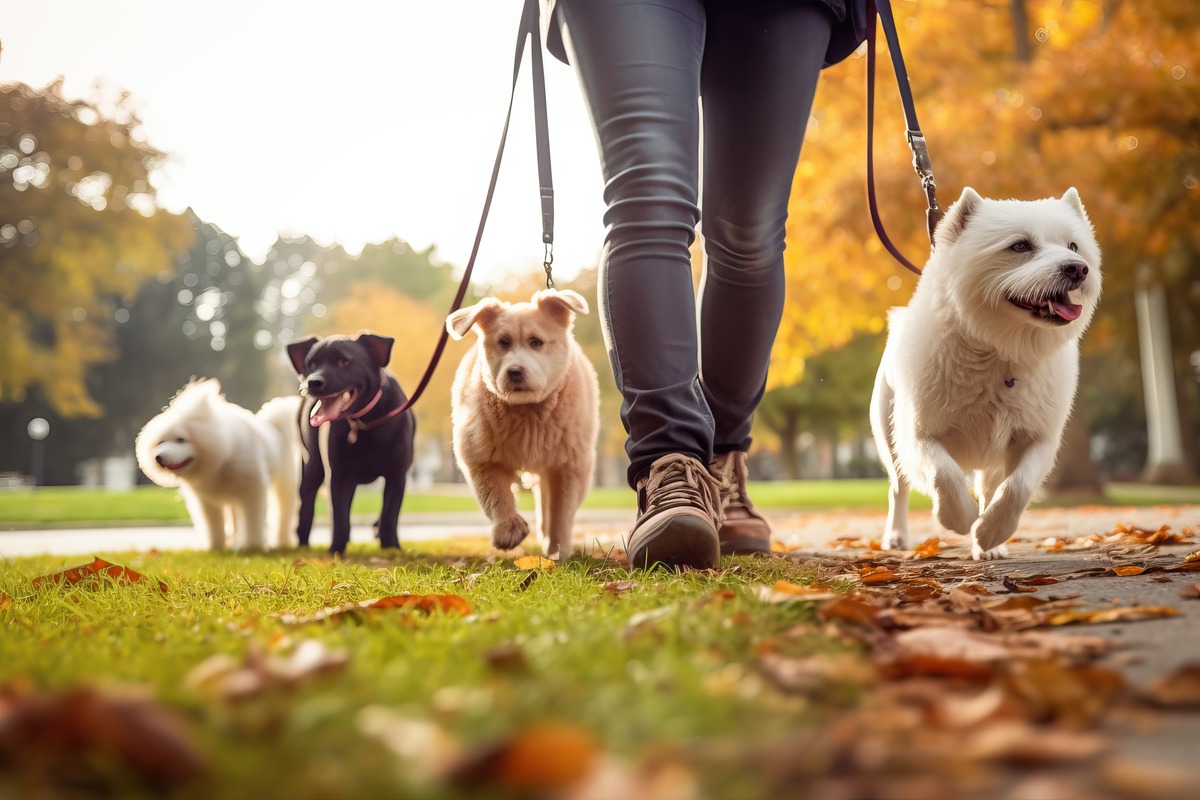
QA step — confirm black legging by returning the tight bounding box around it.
[556,0,834,487]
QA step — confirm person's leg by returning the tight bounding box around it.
[698,0,833,553]
[556,0,712,488]
[698,0,833,454]
[557,0,724,569]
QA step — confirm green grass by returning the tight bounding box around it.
[2,479,1197,527]
[0,545,851,799]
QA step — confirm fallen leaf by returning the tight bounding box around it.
[185,640,349,700]
[1109,565,1146,577]
[1040,605,1181,626]
[31,556,168,593]
[514,556,556,571]
[964,721,1110,765]
[484,643,528,673]
[755,580,838,604]
[818,595,882,626]
[602,580,638,596]
[447,723,598,790]
[1142,664,1200,709]
[517,571,538,591]
[912,538,943,559]
[858,566,900,584]
[757,652,874,695]
[1179,583,1200,600]
[1186,550,1200,563]
[0,682,207,790]
[0,592,11,611]
[276,593,471,624]
[1001,576,1037,593]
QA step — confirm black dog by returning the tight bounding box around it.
[286,333,415,554]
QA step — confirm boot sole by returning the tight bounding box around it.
[628,512,719,571]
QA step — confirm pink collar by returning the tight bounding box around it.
[346,388,383,419]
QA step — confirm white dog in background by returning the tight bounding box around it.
[870,187,1102,560]
[136,380,302,551]
[446,289,600,560]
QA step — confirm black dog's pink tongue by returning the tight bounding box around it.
[309,392,354,427]
[1052,300,1082,321]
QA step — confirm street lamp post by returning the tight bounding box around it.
[27,417,49,487]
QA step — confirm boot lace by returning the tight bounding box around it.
[713,452,754,513]
[640,454,723,523]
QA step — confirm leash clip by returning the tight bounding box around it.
[906,130,943,244]
[543,242,555,289]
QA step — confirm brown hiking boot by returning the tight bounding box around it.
[711,451,771,554]
[627,454,723,570]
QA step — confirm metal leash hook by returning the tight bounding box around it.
[543,241,555,289]
[906,130,943,244]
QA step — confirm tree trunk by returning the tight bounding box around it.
[1135,285,1197,484]
[1045,410,1104,497]
[777,414,800,480]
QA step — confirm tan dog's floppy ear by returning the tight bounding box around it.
[356,333,394,369]
[935,186,982,248]
[446,298,504,340]
[534,289,590,321]
[287,337,318,375]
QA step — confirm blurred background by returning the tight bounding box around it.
[1,0,1196,497]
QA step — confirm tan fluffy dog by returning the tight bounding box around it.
[446,289,600,559]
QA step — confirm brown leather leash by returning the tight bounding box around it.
[866,0,944,277]
[387,0,552,416]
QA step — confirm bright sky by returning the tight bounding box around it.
[3,0,607,284]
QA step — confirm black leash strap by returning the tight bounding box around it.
[389,0,554,415]
[866,0,943,276]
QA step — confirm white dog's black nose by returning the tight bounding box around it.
[506,367,525,385]
[1061,261,1089,283]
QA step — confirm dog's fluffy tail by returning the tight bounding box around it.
[258,396,303,460]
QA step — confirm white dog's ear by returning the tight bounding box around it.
[534,289,590,320]
[936,186,983,247]
[446,298,505,340]
[1060,187,1090,222]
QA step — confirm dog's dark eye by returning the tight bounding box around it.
[1068,242,1078,252]
[173,437,186,444]
[337,358,349,368]
[1010,240,1033,253]
[529,338,543,349]
[497,336,512,349]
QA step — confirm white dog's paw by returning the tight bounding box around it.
[881,529,909,551]
[932,488,978,536]
[491,515,530,551]
[971,540,1010,561]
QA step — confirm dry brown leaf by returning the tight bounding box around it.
[964,721,1110,765]
[879,627,1114,673]
[858,566,900,584]
[514,556,556,571]
[185,640,349,699]
[755,580,838,604]
[757,652,874,695]
[818,595,882,626]
[1109,565,1146,577]
[484,643,528,673]
[447,723,598,790]
[1186,550,1200,563]
[1040,605,1181,626]
[31,556,168,593]
[1179,583,1200,600]
[602,580,638,596]
[276,593,472,624]
[0,681,207,790]
[770,541,802,553]
[828,536,880,551]
[1142,664,1200,709]
[0,591,11,611]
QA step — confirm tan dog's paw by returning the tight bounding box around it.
[491,515,530,551]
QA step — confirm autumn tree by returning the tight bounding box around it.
[0,80,192,416]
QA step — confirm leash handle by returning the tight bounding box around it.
[866,0,942,276]
[390,0,550,415]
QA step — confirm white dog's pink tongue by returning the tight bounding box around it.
[309,391,354,427]
[1052,299,1082,321]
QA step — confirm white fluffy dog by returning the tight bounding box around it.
[870,187,1102,560]
[135,379,302,551]
[446,289,600,560]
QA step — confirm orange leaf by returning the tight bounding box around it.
[858,566,899,584]
[1040,606,1181,626]
[277,593,471,624]
[1186,550,1200,563]
[0,592,11,611]
[513,556,556,571]
[31,557,168,593]
[1110,565,1146,576]
[449,723,597,790]
[912,537,943,559]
